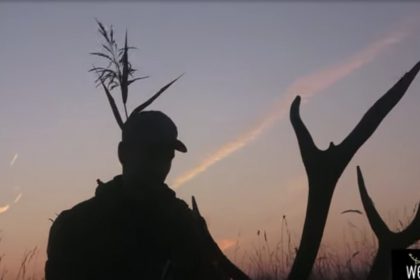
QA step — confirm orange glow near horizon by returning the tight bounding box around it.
[217,239,237,252]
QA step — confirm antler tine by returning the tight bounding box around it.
[398,202,420,247]
[356,166,392,239]
[190,197,252,280]
[357,166,420,280]
[191,195,202,217]
[340,61,420,163]
[290,95,319,174]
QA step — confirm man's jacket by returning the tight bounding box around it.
[45,176,227,280]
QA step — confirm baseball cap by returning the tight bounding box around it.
[122,111,187,153]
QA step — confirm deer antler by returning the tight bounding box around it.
[357,166,420,280]
[357,166,392,240]
[191,196,252,280]
[288,61,420,280]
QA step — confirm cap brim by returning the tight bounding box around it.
[174,139,187,153]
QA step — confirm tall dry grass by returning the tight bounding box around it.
[1,209,420,280]
[0,227,379,280]
[0,236,43,280]
[231,215,375,280]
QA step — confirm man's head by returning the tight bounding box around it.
[118,111,187,186]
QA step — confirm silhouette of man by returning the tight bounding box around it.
[45,111,230,280]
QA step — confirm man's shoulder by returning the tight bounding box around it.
[55,197,97,222]
[158,185,192,213]
[51,176,124,231]
[153,186,199,232]
[50,197,100,239]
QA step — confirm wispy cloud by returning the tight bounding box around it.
[171,20,413,189]
[1,153,23,214]
[0,193,23,215]
[0,205,10,214]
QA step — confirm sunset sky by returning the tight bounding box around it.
[1,2,420,277]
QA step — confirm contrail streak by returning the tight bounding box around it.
[10,153,18,166]
[171,20,413,189]
[14,193,23,204]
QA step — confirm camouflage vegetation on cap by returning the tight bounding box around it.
[89,19,183,129]
[122,110,187,153]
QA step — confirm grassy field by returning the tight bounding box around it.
[2,214,419,280]
[0,217,375,280]
[232,216,375,280]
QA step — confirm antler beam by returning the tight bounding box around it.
[288,61,420,280]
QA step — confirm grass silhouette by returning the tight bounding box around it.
[0,215,418,280]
